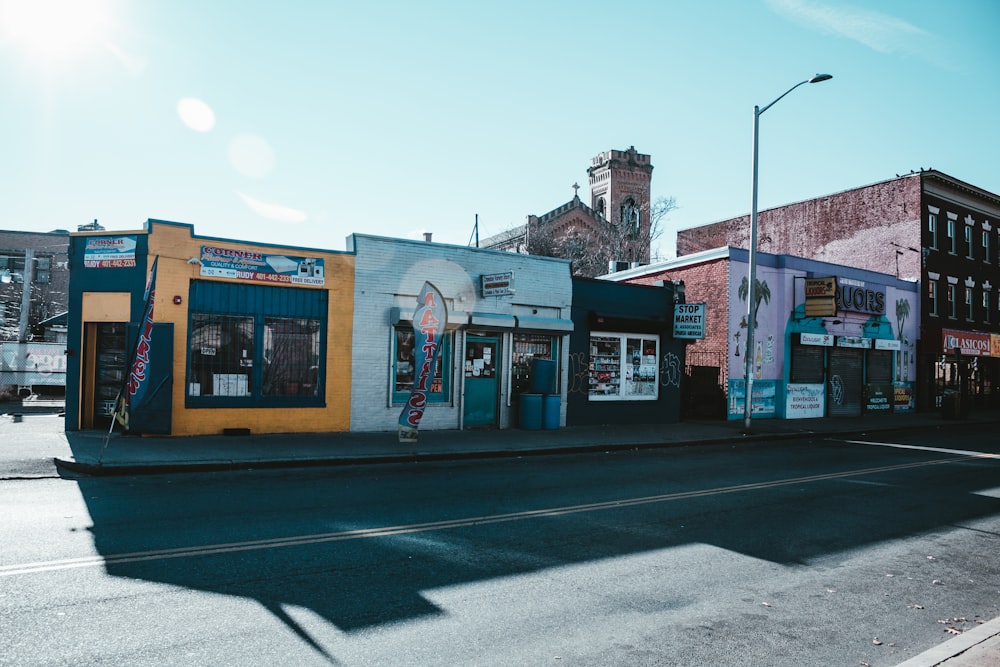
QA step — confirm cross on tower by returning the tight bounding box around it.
[572,182,580,198]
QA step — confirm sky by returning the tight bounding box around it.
[1,0,998,258]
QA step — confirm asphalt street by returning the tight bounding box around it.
[2,412,999,666]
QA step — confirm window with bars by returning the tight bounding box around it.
[188,315,255,397]
[185,281,326,406]
[262,317,321,397]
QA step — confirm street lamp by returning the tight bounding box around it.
[743,73,832,433]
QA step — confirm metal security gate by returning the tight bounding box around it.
[828,347,863,417]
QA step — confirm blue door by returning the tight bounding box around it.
[463,333,499,428]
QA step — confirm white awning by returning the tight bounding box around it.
[469,312,517,329]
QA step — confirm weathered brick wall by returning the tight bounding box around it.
[677,177,923,280]
[618,256,731,386]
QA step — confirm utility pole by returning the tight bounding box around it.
[18,248,33,342]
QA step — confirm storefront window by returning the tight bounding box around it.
[262,317,321,397]
[392,326,451,403]
[588,332,659,401]
[188,314,255,398]
[512,333,558,395]
[185,281,326,406]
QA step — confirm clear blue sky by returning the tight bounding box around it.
[2,1,998,257]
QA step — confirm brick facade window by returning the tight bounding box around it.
[965,225,974,259]
[947,218,956,254]
[947,284,956,318]
[984,230,991,263]
[928,279,938,316]
[928,214,937,249]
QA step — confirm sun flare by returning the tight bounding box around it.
[0,0,114,66]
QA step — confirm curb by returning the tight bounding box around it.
[50,423,938,477]
[893,616,1000,667]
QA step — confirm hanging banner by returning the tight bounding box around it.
[114,256,158,430]
[199,245,325,286]
[84,236,138,268]
[398,282,447,442]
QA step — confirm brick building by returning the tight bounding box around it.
[482,146,654,274]
[0,230,71,399]
[0,229,70,342]
[604,248,920,421]
[675,170,1000,411]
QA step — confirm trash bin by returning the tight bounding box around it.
[541,394,561,430]
[529,358,556,394]
[519,393,543,430]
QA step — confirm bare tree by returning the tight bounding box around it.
[526,196,677,277]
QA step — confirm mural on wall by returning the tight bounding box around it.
[738,276,770,330]
[727,256,920,420]
[895,297,911,382]
[728,265,780,419]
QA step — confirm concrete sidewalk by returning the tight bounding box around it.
[2,406,999,665]
[33,407,1000,478]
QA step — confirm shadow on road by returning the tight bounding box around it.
[63,436,1000,645]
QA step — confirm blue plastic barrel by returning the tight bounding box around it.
[519,393,543,430]
[529,358,556,394]
[542,394,561,430]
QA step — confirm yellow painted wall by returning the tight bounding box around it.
[146,222,355,436]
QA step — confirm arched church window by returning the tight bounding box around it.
[621,198,640,236]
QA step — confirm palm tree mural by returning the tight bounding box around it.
[896,297,911,382]
[895,297,910,340]
[738,276,771,329]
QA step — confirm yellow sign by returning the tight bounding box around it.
[805,277,837,298]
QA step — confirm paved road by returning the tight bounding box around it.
[3,423,999,665]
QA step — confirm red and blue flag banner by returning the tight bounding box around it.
[113,256,158,430]
[398,281,447,442]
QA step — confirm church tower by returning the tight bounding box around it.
[587,146,654,262]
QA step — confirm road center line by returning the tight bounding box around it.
[842,439,1000,459]
[1,454,981,578]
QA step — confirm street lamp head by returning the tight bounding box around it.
[809,73,833,84]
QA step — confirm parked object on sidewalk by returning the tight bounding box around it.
[519,393,543,430]
[542,394,561,430]
[529,358,556,394]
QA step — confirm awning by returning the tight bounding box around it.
[389,306,467,330]
[469,312,517,329]
[515,315,574,332]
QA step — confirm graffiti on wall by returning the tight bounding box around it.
[660,352,682,387]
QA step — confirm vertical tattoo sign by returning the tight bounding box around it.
[114,256,158,430]
[398,281,447,442]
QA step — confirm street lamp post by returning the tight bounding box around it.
[743,73,832,433]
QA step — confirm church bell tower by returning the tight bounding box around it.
[587,146,654,262]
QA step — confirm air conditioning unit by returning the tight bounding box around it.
[608,260,631,273]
